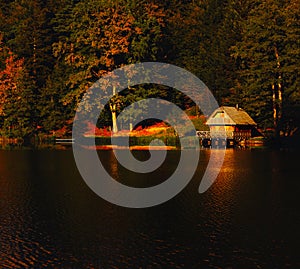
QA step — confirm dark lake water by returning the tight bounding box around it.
[0,148,299,268]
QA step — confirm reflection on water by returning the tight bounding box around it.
[0,149,299,268]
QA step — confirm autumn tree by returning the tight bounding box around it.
[1,0,64,134]
[0,36,35,138]
[53,0,166,133]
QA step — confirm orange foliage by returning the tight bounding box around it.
[83,121,171,137]
[84,122,112,137]
[0,38,24,115]
[132,122,170,136]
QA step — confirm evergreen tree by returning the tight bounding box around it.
[7,0,56,88]
[39,62,74,133]
[231,0,300,135]
[165,0,237,105]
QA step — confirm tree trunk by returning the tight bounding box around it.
[272,83,277,130]
[274,46,282,138]
[110,85,118,133]
[111,110,118,133]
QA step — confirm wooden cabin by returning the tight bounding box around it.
[206,106,257,141]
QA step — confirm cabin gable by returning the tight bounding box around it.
[205,106,257,140]
[207,110,236,125]
[206,106,256,127]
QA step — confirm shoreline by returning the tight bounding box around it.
[81,145,178,150]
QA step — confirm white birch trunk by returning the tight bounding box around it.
[110,85,118,133]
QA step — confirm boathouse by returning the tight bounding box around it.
[197,106,258,148]
[206,106,257,141]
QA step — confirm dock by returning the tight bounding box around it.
[55,138,74,145]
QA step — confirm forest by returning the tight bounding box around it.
[0,0,299,140]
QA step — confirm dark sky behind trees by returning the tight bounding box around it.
[0,0,299,138]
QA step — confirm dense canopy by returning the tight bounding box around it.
[0,0,299,139]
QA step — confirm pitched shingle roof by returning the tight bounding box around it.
[206,106,257,126]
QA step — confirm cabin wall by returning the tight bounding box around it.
[209,125,252,139]
[209,125,235,138]
[210,126,234,132]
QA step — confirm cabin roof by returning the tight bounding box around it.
[206,106,257,126]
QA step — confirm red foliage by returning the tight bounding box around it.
[85,122,112,137]
[132,121,169,136]
[0,39,25,115]
[134,125,143,131]
[52,126,69,137]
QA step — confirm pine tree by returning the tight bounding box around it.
[164,0,237,105]
[231,0,300,135]
[7,0,56,88]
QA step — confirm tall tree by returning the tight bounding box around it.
[7,0,56,88]
[1,0,61,134]
[164,0,239,106]
[0,36,35,138]
[39,0,81,133]
[53,0,166,132]
[231,0,300,135]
